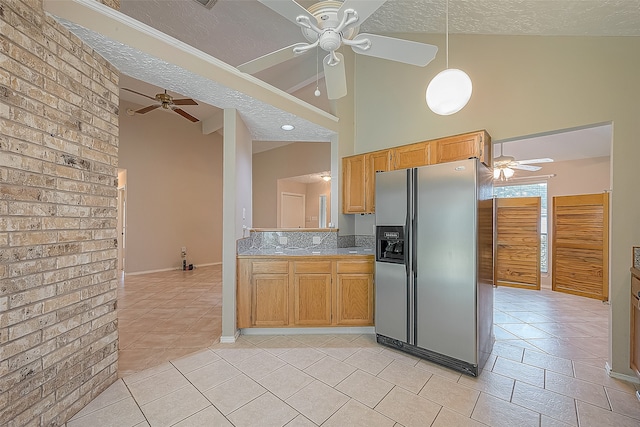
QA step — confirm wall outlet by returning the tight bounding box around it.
[279,236,288,245]
[181,246,186,253]
[312,236,321,244]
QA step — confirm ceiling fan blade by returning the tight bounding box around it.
[122,88,157,100]
[512,164,542,171]
[351,33,438,67]
[323,53,347,100]
[172,98,198,106]
[338,0,387,24]
[257,0,314,25]
[237,43,309,75]
[517,158,554,165]
[172,108,199,123]
[136,104,161,114]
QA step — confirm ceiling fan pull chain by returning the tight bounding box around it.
[315,45,321,97]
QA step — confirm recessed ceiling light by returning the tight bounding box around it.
[281,124,294,131]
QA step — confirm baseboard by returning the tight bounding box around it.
[126,267,176,276]
[240,326,375,336]
[219,330,240,343]
[196,262,222,267]
[126,262,221,276]
[605,361,640,384]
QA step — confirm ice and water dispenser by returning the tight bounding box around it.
[376,226,405,264]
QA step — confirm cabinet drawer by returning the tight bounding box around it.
[633,275,640,298]
[252,261,289,274]
[294,261,332,274]
[336,260,373,274]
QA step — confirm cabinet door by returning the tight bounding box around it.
[392,142,430,170]
[365,149,391,213]
[336,274,374,325]
[252,273,289,326]
[342,155,366,213]
[434,131,491,165]
[632,275,640,377]
[294,274,332,325]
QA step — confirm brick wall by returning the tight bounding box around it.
[1,0,120,425]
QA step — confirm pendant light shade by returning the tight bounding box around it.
[426,0,472,115]
[426,68,472,115]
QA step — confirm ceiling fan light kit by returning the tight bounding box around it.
[426,0,472,115]
[493,166,515,181]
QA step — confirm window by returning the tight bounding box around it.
[494,183,548,273]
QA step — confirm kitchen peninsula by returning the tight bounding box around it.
[237,229,375,330]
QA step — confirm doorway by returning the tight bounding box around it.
[281,192,305,228]
[117,169,127,273]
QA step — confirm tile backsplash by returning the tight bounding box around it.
[237,230,374,253]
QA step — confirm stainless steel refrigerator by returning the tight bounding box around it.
[375,158,494,376]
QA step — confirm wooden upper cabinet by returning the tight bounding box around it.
[434,130,491,166]
[341,130,491,214]
[342,155,367,214]
[392,141,431,170]
[365,150,391,214]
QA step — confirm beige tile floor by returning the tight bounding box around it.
[116,265,222,377]
[67,268,640,426]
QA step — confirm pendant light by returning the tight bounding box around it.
[426,0,472,115]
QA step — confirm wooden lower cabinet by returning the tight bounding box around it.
[293,260,332,325]
[237,256,374,328]
[335,260,374,325]
[253,273,289,327]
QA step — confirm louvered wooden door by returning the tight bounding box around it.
[495,197,541,289]
[552,193,609,301]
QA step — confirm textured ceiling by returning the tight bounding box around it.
[51,0,628,152]
[113,0,626,155]
[120,0,640,71]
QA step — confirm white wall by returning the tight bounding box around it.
[118,100,223,273]
[221,109,253,339]
[351,34,640,377]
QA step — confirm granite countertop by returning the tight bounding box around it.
[237,246,375,257]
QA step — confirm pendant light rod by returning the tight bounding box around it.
[426,0,472,115]
[445,0,449,69]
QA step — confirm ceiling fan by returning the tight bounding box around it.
[239,0,438,100]
[122,88,200,122]
[493,143,553,180]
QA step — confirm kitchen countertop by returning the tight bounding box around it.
[237,246,375,257]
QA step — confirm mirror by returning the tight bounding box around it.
[252,141,331,229]
[277,172,331,228]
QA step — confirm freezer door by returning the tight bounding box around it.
[375,169,409,227]
[414,159,479,364]
[375,169,410,343]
